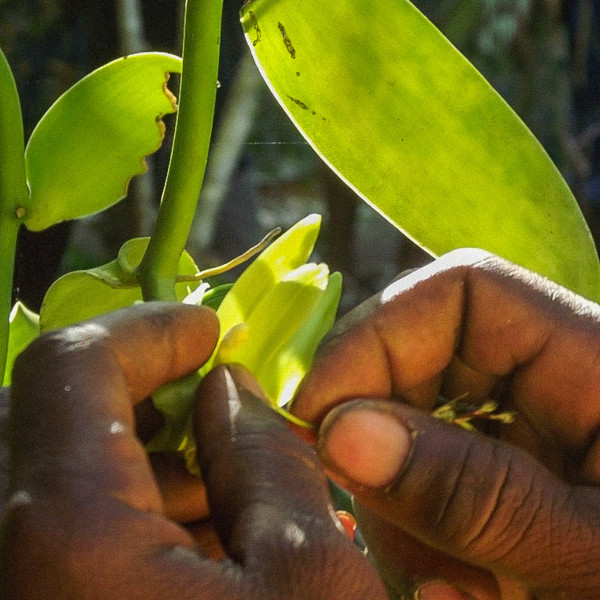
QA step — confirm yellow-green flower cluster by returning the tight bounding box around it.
[202,213,341,408]
[149,214,341,472]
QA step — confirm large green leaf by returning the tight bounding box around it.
[240,0,600,300]
[23,52,182,231]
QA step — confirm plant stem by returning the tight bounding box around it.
[138,0,223,301]
[0,47,28,381]
[0,219,19,382]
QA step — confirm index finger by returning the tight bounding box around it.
[193,364,386,599]
[8,302,219,507]
[293,249,600,452]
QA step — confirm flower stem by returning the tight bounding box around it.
[138,0,223,301]
[270,404,316,429]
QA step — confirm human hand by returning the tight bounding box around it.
[292,248,600,600]
[0,303,386,600]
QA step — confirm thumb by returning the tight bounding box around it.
[316,399,600,597]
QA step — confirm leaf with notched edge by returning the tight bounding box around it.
[23,53,182,231]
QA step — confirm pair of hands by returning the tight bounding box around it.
[2,248,600,599]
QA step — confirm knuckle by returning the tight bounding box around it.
[258,532,384,599]
[238,504,385,599]
[14,322,110,376]
[428,434,583,575]
[428,437,531,558]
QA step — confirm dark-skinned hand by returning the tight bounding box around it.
[0,303,386,600]
[292,248,600,600]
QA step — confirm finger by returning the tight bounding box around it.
[293,248,600,457]
[355,504,501,600]
[134,397,165,444]
[186,519,227,560]
[293,250,474,423]
[150,452,210,523]
[2,304,229,600]
[317,399,600,598]
[8,302,219,508]
[194,364,387,599]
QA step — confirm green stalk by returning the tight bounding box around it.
[0,48,28,381]
[138,0,223,301]
[0,220,20,383]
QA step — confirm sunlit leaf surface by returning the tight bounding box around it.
[241,0,600,300]
[24,53,182,231]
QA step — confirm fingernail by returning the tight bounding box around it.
[225,363,267,401]
[318,400,412,488]
[416,580,472,600]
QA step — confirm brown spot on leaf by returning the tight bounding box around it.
[287,95,310,110]
[278,22,296,58]
[249,11,261,46]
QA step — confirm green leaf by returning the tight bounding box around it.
[198,283,234,310]
[39,238,200,331]
[145,373,201,460]
[3,302,39,386]
[241,0,600,300]
[23,52,182,231]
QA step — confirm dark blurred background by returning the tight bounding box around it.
[2,0,599,314]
